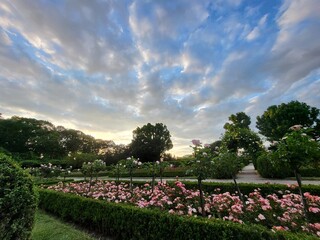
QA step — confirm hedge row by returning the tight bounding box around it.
[186,181,320,196]
[38,189,317,240]
[108,167,190,178]
[114,180,320,197]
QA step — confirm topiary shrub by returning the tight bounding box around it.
[256,152,292,179]
[0,153,38,240]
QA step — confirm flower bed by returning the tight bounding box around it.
[42,180,320,237]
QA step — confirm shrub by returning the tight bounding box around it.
[20,159,41,168]
[300,167,320,177]
[38,189,317,240]
[0,153,38,240]
[212,153,243,179]
[256,152,292,179]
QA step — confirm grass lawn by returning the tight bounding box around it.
[31,210,96,240]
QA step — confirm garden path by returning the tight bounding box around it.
[66,163,320,185]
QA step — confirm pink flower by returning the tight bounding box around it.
[258,213,266,220]
[272,226,286,231]
[309,207,320,213]
[191,139,201,146]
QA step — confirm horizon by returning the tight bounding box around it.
[0,0,319,157]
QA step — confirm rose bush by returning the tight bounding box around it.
[42,180,320,237]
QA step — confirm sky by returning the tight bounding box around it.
[0,0,319,157]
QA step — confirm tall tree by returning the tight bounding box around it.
[223,112,251,131]
[221,112,262,158]
[256,101,319,142]
[130,123,173,163]
[276,128,320,222]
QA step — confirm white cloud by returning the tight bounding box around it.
[0,0,319,157]
[246,27,259,41]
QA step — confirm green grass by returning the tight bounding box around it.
[31,210,96,240]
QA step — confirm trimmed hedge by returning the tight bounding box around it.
[299,167,320,177]
[0,153,38,240]
[38,189,317,240]
[108,167,190,178]
[174,181,320,197]
[256,153,292,179]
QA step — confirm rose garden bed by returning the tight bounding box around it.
[39,180,320,239]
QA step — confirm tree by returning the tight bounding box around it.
[256,101,319,142]
[223,112,251,131]
[130,123,173,163]
[188,140,214,217]
[276,127,320,222]
[221,112,263,160]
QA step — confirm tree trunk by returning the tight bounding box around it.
[152,161,156,194]
[130,168,133,192]
[294,169,309,223]
[232,174,245,210]
[198,178,205,217]
[116,165,120,184]
[88,175,93,192]
[160,167,163,183]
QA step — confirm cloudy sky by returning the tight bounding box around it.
[0,0,319,156]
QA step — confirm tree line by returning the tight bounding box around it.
[0,100,319,167]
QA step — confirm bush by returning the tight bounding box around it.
[107,166,191,178]
[256,152,292,179]
[299,167,320,177]
[38,189,317,240]
[20,159,41,168]
[64,152,99,168]
[212,153,243,179]
[0,153,38,240]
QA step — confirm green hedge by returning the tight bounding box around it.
[256,153,292,179]
[38,189,316,240]
[19,159,41,168]
[0,153,38,240]
[299,167,320,177]
[190,181,320,197]
[109,167,190,178]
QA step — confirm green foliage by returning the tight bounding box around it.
[256,101,320,142]
[223,112,251,131]
[39,163,62,178]
[65,152,98,168]
[182,181,320,198]
[256,152,292,179]
[221,112,263,163]
[107,166,190,178]
[81,159,106,181]
[20,159,41,168]
[187,142,214,181]
[212,152,243,179]
[299,167,320,177]
[0,115,122,162]
[38,189,317,240]
[130,123,173,162]
[0,153,38,240]
[276,130,320,171]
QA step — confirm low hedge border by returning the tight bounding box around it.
[40,179,320,197]
[183,181,320,197]
[38,189,317,240]
[105,180,320,197]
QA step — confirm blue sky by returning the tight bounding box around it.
[0,0,319,156]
